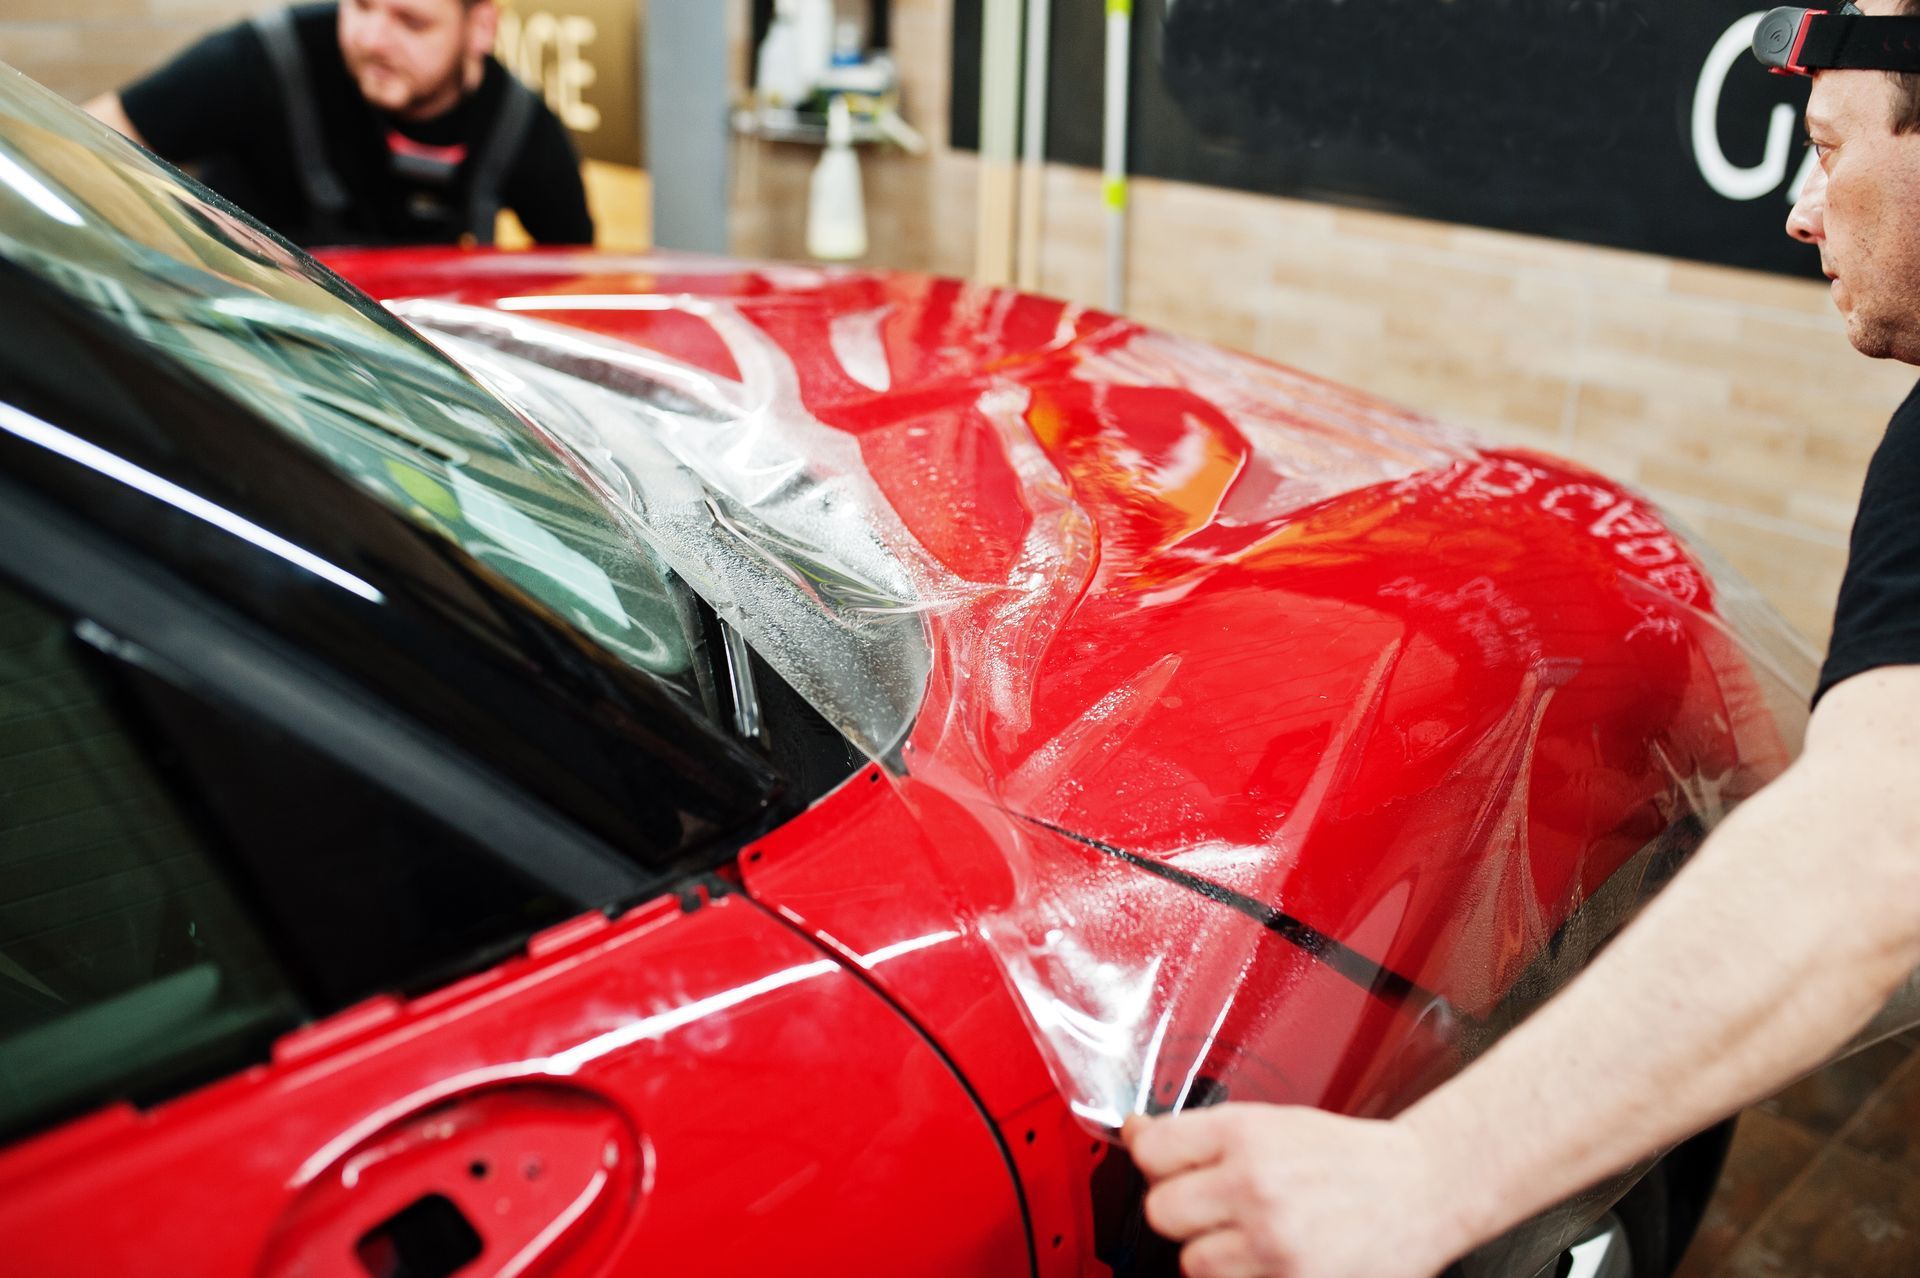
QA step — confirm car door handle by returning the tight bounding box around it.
[355,1193,484,1278]
[260,1083,639,1278]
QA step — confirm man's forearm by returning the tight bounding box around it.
[1400,672,1920,1255]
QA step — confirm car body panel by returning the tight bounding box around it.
[327,247,1799,1127]
[0,889,1030,1277]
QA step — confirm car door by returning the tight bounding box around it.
[0,471,1032,1277]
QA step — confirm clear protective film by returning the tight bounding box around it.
[389,298,941,758]
[392,273,1813,1266]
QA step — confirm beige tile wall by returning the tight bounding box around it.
[0,0,279,105]
[732,0,1918,647]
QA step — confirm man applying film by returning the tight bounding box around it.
[1126,4,1920,1275]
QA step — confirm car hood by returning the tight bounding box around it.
[328,248,1815,1128]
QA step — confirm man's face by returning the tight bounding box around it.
[1787,0,1920,363]
[336,0,496,120]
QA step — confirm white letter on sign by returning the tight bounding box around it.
[1693,11,1798,201]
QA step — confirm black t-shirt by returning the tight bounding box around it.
[120,3,593,247]
[1816,379,1920,705]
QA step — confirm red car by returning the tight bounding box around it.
[0,71,1810,1277]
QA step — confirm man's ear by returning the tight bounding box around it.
[466,0,500,60]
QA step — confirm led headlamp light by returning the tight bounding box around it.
[1754,3,1920,76]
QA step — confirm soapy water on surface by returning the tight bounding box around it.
[396,299,1821,1176]
[397,302,1356,1126]
[397,300,953,757]
[972,838,1284,1129]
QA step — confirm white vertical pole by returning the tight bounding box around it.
[648,0,730,252]
[1016,0,1052,292]
[1102,0,1132,313]
[977,0,1023,286]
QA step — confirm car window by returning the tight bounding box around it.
[118,664,579,1014]
[0,564,586,1140]
[0,69,703,702]
[0,579,299,1139]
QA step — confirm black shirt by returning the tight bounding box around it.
[1817,379,1920,705]
[120,3,593,247]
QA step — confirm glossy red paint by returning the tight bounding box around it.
[321,248,1790,1262]
[0,891,1028,1277]
[0,243,1799,1277]
[327,248,1788,1031]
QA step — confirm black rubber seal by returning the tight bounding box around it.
[1016,815,1436,1011]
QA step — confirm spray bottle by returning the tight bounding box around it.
[755,0,807,107]
[807,94,868,260]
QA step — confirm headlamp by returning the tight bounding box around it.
[1753,3,1920,77]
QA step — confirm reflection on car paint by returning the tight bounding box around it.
[544,958,839,1075]
[0,74,1818,1270]
[346,252,1813,1177]
[0,400,383,604]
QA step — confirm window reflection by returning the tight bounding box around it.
[0,72,702,697]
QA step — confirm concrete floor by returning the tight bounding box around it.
[1674,1027,1920,1277]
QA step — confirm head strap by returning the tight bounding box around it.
[1754,5,1920,76]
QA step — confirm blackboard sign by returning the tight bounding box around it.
[952,0,1823,279]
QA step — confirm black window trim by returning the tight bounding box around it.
[0,466,657,915]
[0,254,791,866]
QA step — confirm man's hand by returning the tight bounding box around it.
[1120,669,1920,1278]
[1123,1105,1471,1278]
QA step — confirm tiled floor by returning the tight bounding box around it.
[1674,1028,1920,1278]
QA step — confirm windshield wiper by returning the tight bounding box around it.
[719,619,763,740]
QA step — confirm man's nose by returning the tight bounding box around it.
[351,9,396,53]
[1787,163,1827,244]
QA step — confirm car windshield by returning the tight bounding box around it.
[388,301,934,759]
[0,67,706,705]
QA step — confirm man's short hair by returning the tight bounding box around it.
[1897,0,1920,132]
